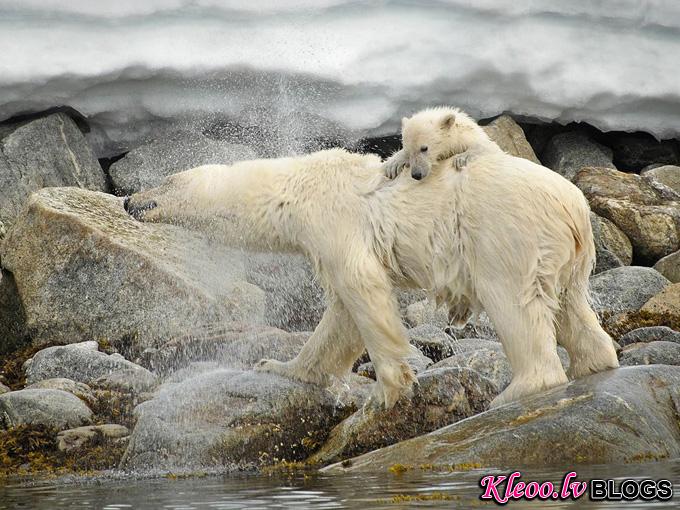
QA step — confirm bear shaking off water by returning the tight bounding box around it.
[125,107,618,409]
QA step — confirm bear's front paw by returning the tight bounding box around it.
[383,161,401,179]
[451,152,470,171]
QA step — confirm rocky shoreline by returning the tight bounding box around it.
[1,108,680,479]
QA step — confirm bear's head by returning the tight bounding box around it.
[400,107,487,180]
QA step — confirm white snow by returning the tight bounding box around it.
[1,0,679,154]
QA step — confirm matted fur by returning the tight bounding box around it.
[127,107,618,408]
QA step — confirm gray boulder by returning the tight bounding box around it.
[575,166,680,263]
[0,113,107,227]
[0,269,27,356]
[620,341,680,367]
[121,369,342,470]
[24,342,156,389]
[404,299,448,328]
[482,115,539,163]
[445,312,498,341]
[619,326,680,347]
[1,187,265,351]
[590,212,633,273]
[431,340,570,394]
[654,250,680,283]
[590,266,670,315]
[309,367,494,465]
[0,388,92,429]
[542,132,615,181]
[430,342,511,393]
[325,365,680,471]
[109,132,256,194]
[643,165,680,195]
[57,424,130,452]
[407,324,456,362]
[26,378,96,406]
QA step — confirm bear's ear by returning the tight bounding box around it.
[440,113,456,130]
[401,116,408,128]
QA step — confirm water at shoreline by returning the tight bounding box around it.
[2,460,679,509]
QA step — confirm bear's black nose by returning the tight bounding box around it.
[412,171,423,181]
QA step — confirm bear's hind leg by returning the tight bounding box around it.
[556,288,619,380]
[481,290,568,408]
[255,295,365,386]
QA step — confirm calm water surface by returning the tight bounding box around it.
[1,461,679,509]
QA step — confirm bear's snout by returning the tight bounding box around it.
[411,170,423,180]
[124,196,157,221]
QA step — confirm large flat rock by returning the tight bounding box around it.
[0,187,265,351]
[325,365,680,472]
[121,369,342,471]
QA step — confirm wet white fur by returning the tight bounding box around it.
[130,107,618,408]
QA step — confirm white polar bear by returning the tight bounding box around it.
[126,107,618,408]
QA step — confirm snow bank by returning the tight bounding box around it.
[1,0,679,155]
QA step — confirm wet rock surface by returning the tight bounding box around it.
[325,366,680,472]
[122,369,343,470]
[574,166,680,262]
[0,389,92,429]
[24,342,156,389]
[309,367,494,465]
[109,132,256,194]
[244,253,324,332]
[1,187,265,351]
[139,324,308,375]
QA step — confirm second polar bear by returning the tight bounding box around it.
[386,107,619,398]
[125,107,618,409]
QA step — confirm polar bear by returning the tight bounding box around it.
[125,107,618,408]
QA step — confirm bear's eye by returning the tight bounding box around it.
[420,146,428,153]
